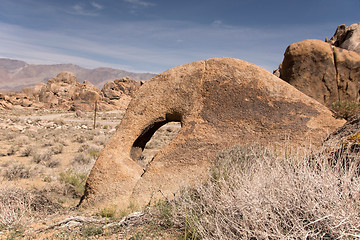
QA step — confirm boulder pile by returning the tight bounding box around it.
[0,72,141,111]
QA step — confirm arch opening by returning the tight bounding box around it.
[130,113,182,169]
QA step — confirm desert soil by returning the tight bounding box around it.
[0,109,181,239]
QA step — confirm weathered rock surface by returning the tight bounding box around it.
[326,23,360,54]
[101,77,141,109]
[0,72,141,111]
[279,39,360,108]
[81,57,345,210]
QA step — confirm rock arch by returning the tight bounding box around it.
[80,58,345,210]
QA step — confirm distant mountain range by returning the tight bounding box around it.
[0,58,156,91]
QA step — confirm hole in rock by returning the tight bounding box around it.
[131,120,181,169]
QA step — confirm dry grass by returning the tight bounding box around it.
[172,145,360,239]
[0,186,61,228]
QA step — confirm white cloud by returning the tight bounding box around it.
[212,20,223,27]
[123,0,155,7]
[91,2,103,10]
[67,3,103,16]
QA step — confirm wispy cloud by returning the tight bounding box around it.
[0,20,335,73]
[212,20,223,27]
[123,0,155,8]
[67,2,103,16]
[91,2,103,10]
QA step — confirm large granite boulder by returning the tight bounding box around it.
[101,77,140,100]
[326,23,360,54]
[279,39,360,108]
[81,58,345,210]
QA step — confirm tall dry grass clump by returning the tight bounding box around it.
[173,145,360,239]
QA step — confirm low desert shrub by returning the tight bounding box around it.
[93,135,108,146]
[80,224,104,237]
[173,145,360,239]
[78,144,89,153]
[46,159,60,168]
[7,145,18,156]
[51,143,64,155]
[99,206,117,218]
[89,146,101,160]
[59,170,87,197]
[331,101,360,120]
[21,146,33,157]
[73,153,91,165]
[73,135,86,143]
[32,149,53,164]
[3,163,31,181]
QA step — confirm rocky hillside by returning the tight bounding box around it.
[0,58,155,91]
[0,72,141,111]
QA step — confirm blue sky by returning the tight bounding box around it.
[0,0,359,73]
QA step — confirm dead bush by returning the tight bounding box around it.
[0,187,61,228]
[21,145,33,157]
[173,145,360,239]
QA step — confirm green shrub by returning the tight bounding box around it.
[89,149,100,160]
[331,101,360,120]
[59,170,87,197]
[99,206,116,218]
[80,224,104,237]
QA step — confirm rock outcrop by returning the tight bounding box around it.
[279,39,360,108]
[81,57,345,210]
[101,77,141,109]
[0,72,142,111]
[326,23,360,54]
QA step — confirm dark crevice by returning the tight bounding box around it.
[331,45,341,102]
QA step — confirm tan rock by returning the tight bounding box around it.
[279,39,360,107]
[81,57,345,210]
[101,77,140,100]
[38,72,102,111]
[327,23,360,54]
